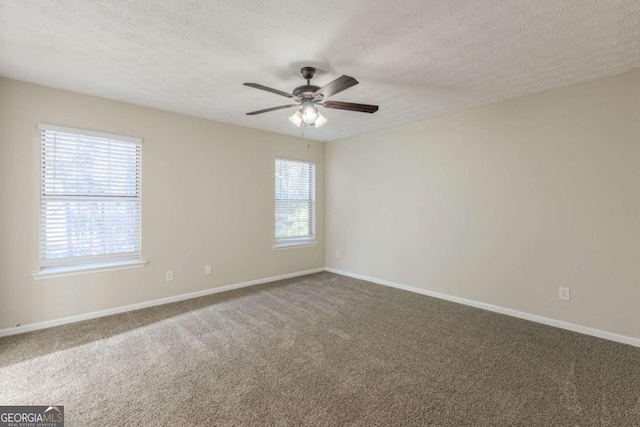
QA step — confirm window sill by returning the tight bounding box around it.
[32,260,147,280]
[272,240,318,250]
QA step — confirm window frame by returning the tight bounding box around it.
[273,157,318,250]
[33,124,146,279]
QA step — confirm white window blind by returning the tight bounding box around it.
[275,158,316,245]
[39,124,142,269]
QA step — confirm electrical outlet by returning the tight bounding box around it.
[165,270,174,282]
[559,287,570,301]
[205,265,212,275]
[336,250,341,258]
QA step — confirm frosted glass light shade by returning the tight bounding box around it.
[289,110,302,127]
[313,112,328,128]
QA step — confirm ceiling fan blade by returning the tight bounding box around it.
[246,104,299,115]
[322,101,379,113]
[314,75,359,99]
[243,82,296,99]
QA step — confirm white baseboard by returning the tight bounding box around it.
[0,268,325,338]
[326,267,640,348]
[6,266,639,348]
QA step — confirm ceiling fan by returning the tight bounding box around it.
[243,67,378,128]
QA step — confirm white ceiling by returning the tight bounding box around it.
[0,1,638,142]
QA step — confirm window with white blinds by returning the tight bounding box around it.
[39,124,142,270]
[275,158,316,247]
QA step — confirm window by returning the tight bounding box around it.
[38,124,143,273]
[274,158,317,248]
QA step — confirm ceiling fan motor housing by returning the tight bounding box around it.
[293,84,321,98]
[295,66,322,99]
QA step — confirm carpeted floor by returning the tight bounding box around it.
[1,272,639,426]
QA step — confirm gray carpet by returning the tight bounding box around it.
[1,272,639,426]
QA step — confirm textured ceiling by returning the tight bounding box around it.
[0,1,639,142]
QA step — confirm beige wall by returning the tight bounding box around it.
[326,70,640,339]
[0,78,325,329]
[2,70,639,339]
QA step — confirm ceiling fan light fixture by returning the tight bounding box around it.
[301,100,317,124]
[313,112,328,128]
[289,110,302,127]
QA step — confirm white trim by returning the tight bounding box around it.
[1,268,325,337]
[274,157,316,245]
[12,266,639,348]
[32,260,147,280]
[38,123,142,144]
[326,267,640,348]
[38,124,143,270]
[273,240,319,250]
